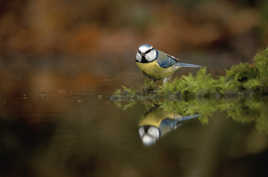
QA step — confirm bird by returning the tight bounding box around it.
[138,106,199,146]
[135,44,201,83]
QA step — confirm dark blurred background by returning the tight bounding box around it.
[0,0,268,95]
[0,0,268,92]
[0,0,267,55]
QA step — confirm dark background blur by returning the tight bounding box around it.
[1,0,268,55]
[0,0,268,89]
[0,0,268,95]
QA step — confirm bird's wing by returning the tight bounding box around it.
[157,54,177,68]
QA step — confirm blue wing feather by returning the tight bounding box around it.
[157,55,177,68]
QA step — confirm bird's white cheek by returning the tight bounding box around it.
[136,52,142,61]
[148,127,160,138]
[145,50,157,61]
[138,127,145,137]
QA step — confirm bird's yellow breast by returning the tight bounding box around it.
[136,60,176,79]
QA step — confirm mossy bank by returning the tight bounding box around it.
[111,47,268,101]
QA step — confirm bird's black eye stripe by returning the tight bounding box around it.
[137,48,153,55]
[145,48,153,54]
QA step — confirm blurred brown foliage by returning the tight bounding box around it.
[0,0,266,56]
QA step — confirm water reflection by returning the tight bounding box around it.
[0,88,268,177]
[138,106,199,146]
[113,96,268,135]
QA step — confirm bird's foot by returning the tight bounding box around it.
[163,77,170,84]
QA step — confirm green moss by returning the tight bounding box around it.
[159,68,219,97]
[223,63,260,93]
[111,48,268,134]
[255,48,268,87]
[112,47,268,100]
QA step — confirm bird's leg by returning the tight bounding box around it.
[163,77,170,84]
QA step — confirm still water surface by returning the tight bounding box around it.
[0,57,267,177]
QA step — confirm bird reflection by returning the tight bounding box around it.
[138,106,199,146]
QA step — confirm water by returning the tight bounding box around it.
[0,56,268,177]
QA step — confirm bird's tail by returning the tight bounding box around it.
[175,62,201,68]
[174,114,200,129]
[176,114,200,121]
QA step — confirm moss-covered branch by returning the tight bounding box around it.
[111,48,268,101]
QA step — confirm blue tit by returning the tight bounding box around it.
[136,44,201,82]
[138,106,199,146]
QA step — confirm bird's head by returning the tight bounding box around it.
[136,44,158,63]
[138,125,160,146]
